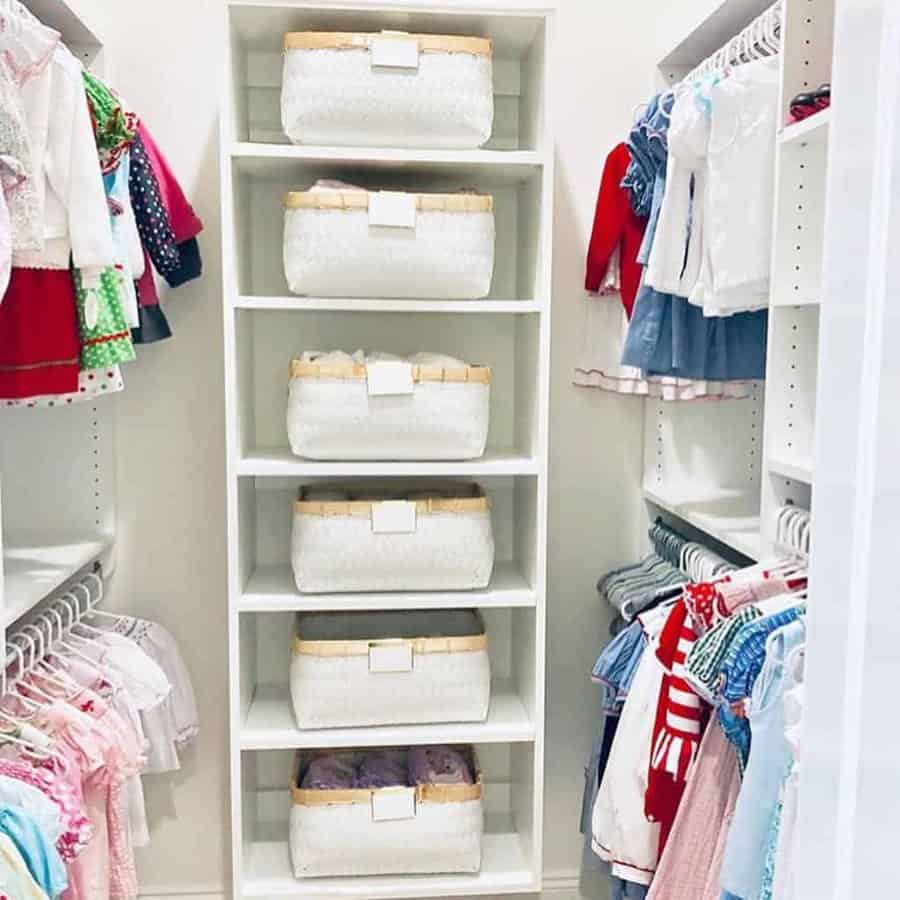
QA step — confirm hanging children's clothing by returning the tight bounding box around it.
[591,606,668,887]
[0,2,204,399]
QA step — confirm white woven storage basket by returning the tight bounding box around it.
[281,31,494,148]
[290,483,495,593]
[290,610,491,729]
[283,188,495,299]
[289,749,484,878]
[286,358,491,460]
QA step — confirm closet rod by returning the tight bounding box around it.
[2,566,104,673]
[683,0,783,83]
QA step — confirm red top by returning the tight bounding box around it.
[584,143,647,318]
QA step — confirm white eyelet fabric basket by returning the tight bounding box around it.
[283,187,495,299]
[281,31,494,148]
[290,610,491,730]
[286,352,491,460]
[291,482,495,593]
[289,748,484,878]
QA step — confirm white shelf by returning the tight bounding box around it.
[644,486,762,560]
[231,143,545,183]
[768,455,815,484]
[237,449,539,478]
[241,682,535,750]
[242,831,537,898]
[771,294,821,308]
[1,536,110,629]
[779,109,831,146]
[232,296,544,313]
[25,0,106,48]
[240,562,537,612]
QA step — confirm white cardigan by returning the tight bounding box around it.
[12,45,115,284]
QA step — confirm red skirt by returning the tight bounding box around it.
[0,267,80,400]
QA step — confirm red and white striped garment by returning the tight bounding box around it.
[645,600,710,855]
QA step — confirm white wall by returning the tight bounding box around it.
[98,2,695,897]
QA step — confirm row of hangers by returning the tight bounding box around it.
[650,519,736,583]
[684,0,783,83]
[774,504,811,560]
[0,568,124,765]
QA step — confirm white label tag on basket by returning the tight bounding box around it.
[371,787,417,822]
[369,641,414,673]
[367,361,415,396]
[368,192,417,229]
[371,500,417,534]
[370,36,419,70]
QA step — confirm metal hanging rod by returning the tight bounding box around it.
[683,0,783,84]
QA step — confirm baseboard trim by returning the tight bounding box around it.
[138,885,225,899]
[138,870,584,899]
[541,869,582,897]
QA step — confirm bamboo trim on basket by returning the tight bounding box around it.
[292,631,489,658]
[289,359,492,384]
[293,494,491,517]
[284,31,493,57]
[284,191,494,214]
[291,750,484,807]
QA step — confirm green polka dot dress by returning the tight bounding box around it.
[73,266,136,369]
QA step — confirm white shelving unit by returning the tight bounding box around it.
[643,0,834,563]
[0,0,115,639]
[221,2,554,896]
[759,0,834,554]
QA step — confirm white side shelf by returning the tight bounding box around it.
[237,449,539,478]
[241,682,534,750]
[779,109,831,145]
[231,143,545,181]
[240,562,536,612]
[234,297,544,313]
[25,0,106,51]
[242,832,537,898]
[644,487,761,561]
[1,535,111,629]
[767,455,814,483]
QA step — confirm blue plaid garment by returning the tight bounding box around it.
[719,606,806,706]
[592,621,647,716]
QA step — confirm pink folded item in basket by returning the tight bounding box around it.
[355,749,409,789]
[301,754,356,790]
[408,746,473,786]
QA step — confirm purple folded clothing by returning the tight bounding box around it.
[301,754,357,790]
[408,746,473,786]
[355,749,409,789]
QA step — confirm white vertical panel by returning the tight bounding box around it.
[794,1,900,897]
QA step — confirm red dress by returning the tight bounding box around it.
[0,268,81,400]
[645,599,710,856]
[585,143,647,318]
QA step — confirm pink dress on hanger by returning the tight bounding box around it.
[646,720,741,900]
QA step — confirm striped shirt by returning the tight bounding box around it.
[719,606,806,705]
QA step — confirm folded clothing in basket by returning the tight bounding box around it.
[298,349,470,369]
[408,746,474,786]
[302,753,357,790]
[299,747,475,790]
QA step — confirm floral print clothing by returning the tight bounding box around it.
[0,62,41,254]
[0,758,91,863]
[82,71,137,176]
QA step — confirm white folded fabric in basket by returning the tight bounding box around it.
[286,350,491,460]
[281,31,494,148]
[283,187,495,299]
